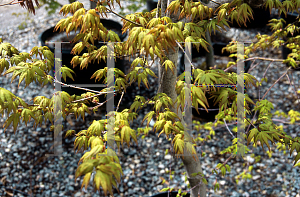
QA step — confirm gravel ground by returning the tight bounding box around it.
[1,1,300,197]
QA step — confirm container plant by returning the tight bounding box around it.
[39,18,128,97]
[229,6,271,28]
[178,36,253,122]
[280,10,300,70]
[1,1,300,197]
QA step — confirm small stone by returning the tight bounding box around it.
[158,164,164,168]
[68,186,74,191]
[164,155,171,160]
[127,181,133,187]
[252,175,261,180]
[129,164,135,169]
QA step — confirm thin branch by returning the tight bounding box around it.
[0,185,30,196]
[53,79,115,95]
[90,96,113,111]
[225,56,300,73]
[0,0,24,7]
[246,56,300,63]
[71,91,116,103]
[243,61,261,73]
[263,60,273,79]
[285,72,300,101]
[272,118,300,126]
[245,117,258,132]
[175,41,196,70]
[223,118,235,138]
[116,91,124,112]
[262,68,291,100]
[246,109,258,135]
[105,7,141,26]
[210,0,222,5]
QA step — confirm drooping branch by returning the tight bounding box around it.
[0,0,39,14]
[105,7,142,26]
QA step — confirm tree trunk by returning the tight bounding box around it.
[159,1,268,196]
[159,0,207,197]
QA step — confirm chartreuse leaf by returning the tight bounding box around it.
[61,66,75,82]
[290,141,300,156]
[0,58,9,75]
[265,0,275,14]
[294,152,300,166]
[75,160,94,179]
[87,120,105,137]
[20,108,37,126]
[0,87,18,114]
[173,134,184,155]
[120,126,137,147]
[3,112,20,133]
[162,60,175,74]
[65,130,75,138]
[191,86,208,114]
[81,172,91,190]
[214,182,220,191]
[247,128,259,145]
[236,3,253,26]
[142,111,155,127]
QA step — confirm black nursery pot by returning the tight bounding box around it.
[178,42,252,75]
[178,42,251,121]
[280,11,300,70]
[39,19,128,97]
[192,92,220,122]
[151,191,190,197]
[146,0,158,11]
[229,7,271,29]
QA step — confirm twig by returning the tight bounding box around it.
[53,79,115,95]
[285,72,300,101]
[71,91,116,103]
[246,56,300,63]
[116,91,124,112]
[246,110,258,135]
[175,41,196,70]
[225,55,300,73]
[223,118,235,138]
[210,0,222,5]
[245,117,258,132]
[0,185,30,196]
[105,7,141,26]
[263,61,273,79]
[244,61,261,73]
[262,68,291,100]
[272,118,300,126]
[85,93,116,111]
[0,0,24,7]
